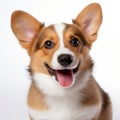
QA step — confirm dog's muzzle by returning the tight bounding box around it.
[44,59,80,88]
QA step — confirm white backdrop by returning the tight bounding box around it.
[0,0,120,120]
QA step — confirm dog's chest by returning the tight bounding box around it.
[28,94,100,120]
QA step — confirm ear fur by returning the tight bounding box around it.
[11,10,44,54]
[74,3,102,44]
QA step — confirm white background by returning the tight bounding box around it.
[0,0,120,120]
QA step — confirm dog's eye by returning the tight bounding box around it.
[70,38,80,47]
[44,40,55,49]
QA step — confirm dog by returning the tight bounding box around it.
[11,3,112,120]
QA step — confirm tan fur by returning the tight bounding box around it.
[11,3,112,120]
[28,83,47,110]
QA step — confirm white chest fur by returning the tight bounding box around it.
[30,72,101,120]
[28,94,101,120]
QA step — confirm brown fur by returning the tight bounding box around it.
[28,83,48,110]
[11,3,112,120]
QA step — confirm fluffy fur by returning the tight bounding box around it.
[11,3,112,120]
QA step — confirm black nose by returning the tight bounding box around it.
[58,54,73,67]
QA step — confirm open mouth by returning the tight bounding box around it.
[44,62,80,87]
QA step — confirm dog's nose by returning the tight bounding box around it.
[58,54,73,67]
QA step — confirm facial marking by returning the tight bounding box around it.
[53,24,66,48]
[51,24,79,69]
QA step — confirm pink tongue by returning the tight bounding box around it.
[56,69,73,87]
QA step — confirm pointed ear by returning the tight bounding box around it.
[11,10,44,54]
[74,3,102,44]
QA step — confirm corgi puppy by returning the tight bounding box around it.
[11,3,112,120]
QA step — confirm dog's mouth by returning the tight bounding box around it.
[44,62,80,87]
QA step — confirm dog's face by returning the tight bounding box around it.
[30,23,87,88]
[11,3,102,94]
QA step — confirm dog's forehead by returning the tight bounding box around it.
[51,23,87,46]
[53,23,66,47]
[48,23,85,41]
[36,23,86,48]
[37,23,66,40]
[45,23,79,40]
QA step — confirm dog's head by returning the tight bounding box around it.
[11,3,102,92]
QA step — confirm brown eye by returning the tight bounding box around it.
[44,40,55,49]
[70,38,80,47]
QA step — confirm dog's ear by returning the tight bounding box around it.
[74,3,102,44]
[11,10,44,55]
